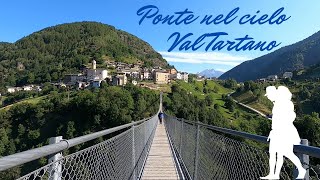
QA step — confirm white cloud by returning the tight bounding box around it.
[159,51,251,66]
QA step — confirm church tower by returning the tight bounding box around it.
[92,60,97,70]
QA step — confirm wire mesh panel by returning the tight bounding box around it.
[18,116,158,180]
[166,116,182,152]
[164,115,294,180]
[134,117,157,179]
[197,128,292,180]
[165,115,197,178]
[306,163,320,180]
[172,118,182,151]
[180,121,197,177]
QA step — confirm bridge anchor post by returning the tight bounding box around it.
[48,136,63,180]
[294,139,309,180]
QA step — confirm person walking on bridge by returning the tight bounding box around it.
[261,86,306,180]
[158,111,164,124]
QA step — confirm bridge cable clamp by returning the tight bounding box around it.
[60,139,70,150]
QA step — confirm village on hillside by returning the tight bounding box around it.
[255,71,293,83]
[5,59,296,95]
[4,58,297,97]
[5,60,189,94]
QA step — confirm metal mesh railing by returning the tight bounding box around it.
[164,114,296,180]
[18,116,158,180]
[180,119,197,178]
[197,127,292,180]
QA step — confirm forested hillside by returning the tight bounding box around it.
[296,63,320,79]
[163,80,272,136]
[232,79,320,148]
[0,22,167,91]
[0,84,159,179]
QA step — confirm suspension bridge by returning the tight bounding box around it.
[0,93,320,180]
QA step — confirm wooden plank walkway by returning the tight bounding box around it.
[141,121,180,180]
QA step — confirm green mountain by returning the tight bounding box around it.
[220,30,320,82]
[295,63,320,79]
[0,22,167,90]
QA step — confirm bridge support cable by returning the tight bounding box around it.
[164,114,319,180]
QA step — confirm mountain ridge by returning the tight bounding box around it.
[198,69,224,78]
[0,21,168,90]
[219,30,320,82]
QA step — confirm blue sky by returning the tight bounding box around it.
[1,0,320,73]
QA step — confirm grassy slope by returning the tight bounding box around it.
[139,82,172,93]
[232,79,320,116]
[232,91,272,115]
[175,80,229,114]
[174,80,272,158]
[0,95,48,111]
[175,80,230,96]
[174,80,230,108]
[174,80,267,129]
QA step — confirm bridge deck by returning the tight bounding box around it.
[141,121,180,180]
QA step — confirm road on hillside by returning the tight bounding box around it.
[227,92,271,120]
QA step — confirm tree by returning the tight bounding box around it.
[171,84,181,93]
[224,79,237,89]
[17,124,26,137]
[27,129,40,140]
[144,61,152,67]
[93,115,101,127]
[311,92,320,113]
[203,87,209,94]
[0,166,21,180]
[27,73,35,84]
[224,97,236,112]
[136,97,147,118]
[233,110,241,119]
[66,121,76,139]
[296,113,320,146]
[213,86,219,93]
[7,75,16,86]
[244,80,258,91]
[236,86,244,93]
[41,82,55,95]
[299,87,311,100]
[244,81,252,91]
[188,74,197,83]
[205,95,214,106]
[214,104,220,110]
[100,81,108,89]
[0,128,9,155]
[51,72,59,81]
[45,73,51,82]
